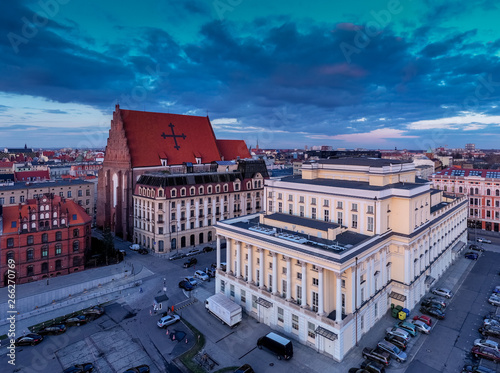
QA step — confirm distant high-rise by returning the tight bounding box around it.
[465,143,475,152]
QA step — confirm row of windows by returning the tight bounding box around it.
[6,241,81,261]
[138,180,263,199]
[273,204,375,232]
[439,184,500,196]
[6,229,82,247]
[0,190,91,205]
[23,257,82,276]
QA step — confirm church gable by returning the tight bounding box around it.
[119,107,222,168]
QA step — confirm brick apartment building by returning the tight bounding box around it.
[0,194,92,287]
[431,167,500,231]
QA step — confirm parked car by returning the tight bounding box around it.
[420,306,445,319]
[377,340,407,363]
[484,312,500,321]
[411,320,432,334]
[360,359,386,373]
[38,324,66,335]
[395,321,417,337]
[462,364,495,373]
[129,244,140,251]
[361,347,391,366]
[469,244,484,252]
[15,333,43,346]
[169,252,186,261]
[477,238,492,244]
[479,326,500,338]
[194,270,209,281]
[421,297,446,308]
[385,327,410,342]
[203,246,214,252]
[186,248,202,256]
[178,280,194,291]
[184,276,198,286]
[82,306,105,318]
[138,248,148,255]
[488,296,500,306]
[63,363,94,373]
[384,334,408,351]
[471,346,500,363]
[465,252,479,260]
[157,314,180,328]
[183,257,197,268]
[123,365,150,373]
[220,262,227,271]
[431,287,453,298]
[474,338,500,351]
[207,268,216,278]
[64,315,88,326]
[412,315,432,326]
[484,319,500,328]
[492,286,500,294]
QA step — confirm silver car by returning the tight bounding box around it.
[386,327,410,342]
[431,287,453,299]
[474,338,499,351]
[411,320,431,334]
[489,296,500,306]
[377,340,407,362]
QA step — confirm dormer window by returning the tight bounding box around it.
[161,158,168,166]
[195,157,201,164]
[171,189,177,198]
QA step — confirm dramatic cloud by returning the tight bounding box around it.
[1,0,500,148]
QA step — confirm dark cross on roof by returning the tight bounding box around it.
[161,123,186,150]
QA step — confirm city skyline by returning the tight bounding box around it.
[1,0,500,149]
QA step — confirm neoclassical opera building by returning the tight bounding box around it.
[214,158,467,361]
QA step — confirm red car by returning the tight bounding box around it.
[413,315,432,326]
[471,346,500,363]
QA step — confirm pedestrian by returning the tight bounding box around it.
[140,287,143,293]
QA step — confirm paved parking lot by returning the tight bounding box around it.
[3,238,499,373]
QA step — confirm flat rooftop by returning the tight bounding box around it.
[276,175,429,191]
[314,158,409,167]
[0,179,93,191]
[229,216,370,256]
[266,213,340,231]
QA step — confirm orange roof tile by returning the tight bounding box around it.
[216,140,250,161]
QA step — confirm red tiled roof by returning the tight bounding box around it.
[2,195,91,234]
[434,167,500,178]
[216,140,250,161]
[120,109,222,168]
[0,161,14,168]
[14,170,50,182]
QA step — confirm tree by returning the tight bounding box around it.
[102,227,115,265]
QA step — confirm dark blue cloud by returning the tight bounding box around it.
[1,1,500,148]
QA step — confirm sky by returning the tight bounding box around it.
[1,0,500,150]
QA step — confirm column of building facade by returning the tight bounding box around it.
[301,262,307,308]
[335,272,342,322]
[227,238,232,275]
[404,246,410,284]
[272,253,278,294]
[286,257,291,300]
[236,241,242,278]
[368,256,374,296]
[381,248,387,286]
[351,266,356,312]
[216,235,221,269]
[259,248,264,288]
[247,244,253,283]
[318,267,324,315]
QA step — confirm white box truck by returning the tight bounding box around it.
[205,293,242,327]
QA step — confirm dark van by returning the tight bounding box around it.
[257,332,293,360]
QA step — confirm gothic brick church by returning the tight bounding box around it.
[97,105,251,239]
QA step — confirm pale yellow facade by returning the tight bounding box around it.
[215,159,467,361]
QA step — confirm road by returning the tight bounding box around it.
[405,247,500,373]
